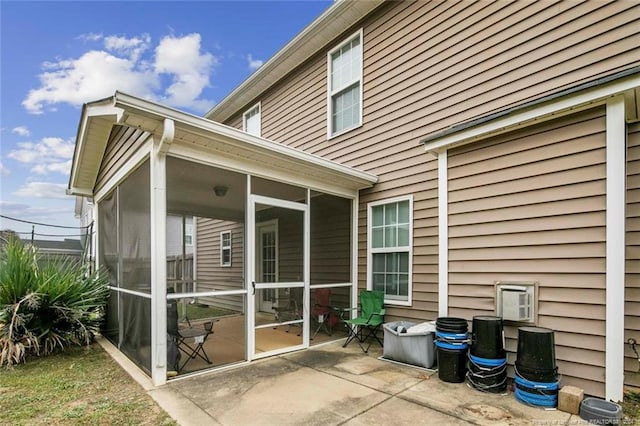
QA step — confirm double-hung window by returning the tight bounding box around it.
[220,231,232,267]
[243,103,261,136]
[327,30,362,137]
[184,223,193,246]
[368,196,413,305]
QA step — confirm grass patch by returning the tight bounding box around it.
[177,302,236,321]
[622,389,640,422]
[0,342,175,425]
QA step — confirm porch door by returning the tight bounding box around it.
[250,195,308,358]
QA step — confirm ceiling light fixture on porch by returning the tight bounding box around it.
[214,186,228,197]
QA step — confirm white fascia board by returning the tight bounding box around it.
[68,100,123,195]
[113,92,378,189]
[422,74,640,153]
[205,0,384,122]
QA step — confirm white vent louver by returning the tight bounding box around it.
[496,283,536,323]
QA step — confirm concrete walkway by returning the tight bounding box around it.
[101,339,589,425]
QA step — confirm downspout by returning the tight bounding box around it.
[151,118,174,386]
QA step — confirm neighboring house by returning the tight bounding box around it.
[67,0,640,399]
[75,196,95,265]
[166,214,195,289]
[26,238,83,265]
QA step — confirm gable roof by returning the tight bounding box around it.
[205,0,384,123]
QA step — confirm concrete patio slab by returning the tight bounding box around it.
[343,395,468,425]
[101,337,592,426]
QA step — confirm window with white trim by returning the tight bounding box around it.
[184,223,193,246]
[221,231,232,267]
[368,197,412,304]
[243,103,261,136]
[328,30,362,137]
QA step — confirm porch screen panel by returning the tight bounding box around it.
[255,205,304,282]
[98,190,118,288]
[119,292,152,374]
[310,193,351,285]
[98,191,119,343]
[118,161,151,293]
[103,290,119,343]
[117,160,151,373]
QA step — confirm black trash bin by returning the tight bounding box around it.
[435,317,468,383]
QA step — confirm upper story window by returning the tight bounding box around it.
[327,30,363,138]
[367,196,413,305]
[243,103,261,136]
[221,231,232,267]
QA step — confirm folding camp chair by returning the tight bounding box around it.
[342,290,385,353]
[177,321,214,372]
[273,287,303,336]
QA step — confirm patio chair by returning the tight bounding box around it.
[274,287,303,336]
[342,290,385,353]
[177,320,214,372]
[311,288,338,339]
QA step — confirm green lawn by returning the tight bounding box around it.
[0,343,175,425]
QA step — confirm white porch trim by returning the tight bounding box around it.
[422,73,640,154]
[150,119,174,386]
[438,151,448,317]
[605,95,626,402]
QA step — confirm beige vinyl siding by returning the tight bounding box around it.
[626,122,640,388]
[447,108,607,397]
[220,0,639,325]
[95,125,149,193]
[195,219,244,312]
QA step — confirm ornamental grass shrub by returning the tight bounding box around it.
[0,237,110,367]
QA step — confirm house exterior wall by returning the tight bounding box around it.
[447,108,607,396]
[195,219,244,312]
[222,1,640,325]
[626,122,640,387]
[215,0,640,395]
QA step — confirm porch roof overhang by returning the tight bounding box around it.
[68,91,377,198]
[420,66,640,154]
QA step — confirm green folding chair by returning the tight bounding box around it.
[342,290,385,353]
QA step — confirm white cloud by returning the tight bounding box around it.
[13,182,68,199]
[7,137,74,176]
[11,126,31,137]
[77,33,103,42]
[104,34,151,61]
[0,162,9,176]
[155,34,216,111]
[23,50,156,114]
[31,160,73,175]
[247,54,263,71]
[23,33,216,114]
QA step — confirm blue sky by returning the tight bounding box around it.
[0,0,331,240]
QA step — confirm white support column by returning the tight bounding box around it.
[150,119,173,386]
[438,151,449,317]
[351,196,359,312]
[246,175,255,360]
[606,95,626,402]
[303,188,311,347]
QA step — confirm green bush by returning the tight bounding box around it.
[0,238,110,367]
